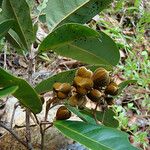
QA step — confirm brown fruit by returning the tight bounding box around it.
[105,82,118,96]
[68,94,86,107]
[57,91,68,99]
[93,68,110,87]
[87,89,102,102]
[53,82,62,91]
[53,82,71,99]
[73,76,93,95]
[76,66,93,78]
[105,97,115,105]
[53,82,71,94]
[56,106,71,120]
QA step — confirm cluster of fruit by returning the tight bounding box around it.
[53,67,119,120]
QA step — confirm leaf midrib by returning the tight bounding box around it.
[55,121,113,150]
[68,43,109,65]
[50,0,89,31]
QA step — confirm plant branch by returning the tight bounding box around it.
[0,121,27,148]
[10,102,19,129]
[25,110,33,150]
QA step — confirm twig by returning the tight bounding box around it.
[93,103,99,124]
[45,97,57,121]
[10,102,19,129]
[14,124,37,129]
[24,45,36,149]
[0,121,27,148]
[25,110,33,150]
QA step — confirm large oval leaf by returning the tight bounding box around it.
[35,65,112,94]
[0,19,14,39]
[54,120,138,150]
[39,23,120,66]
[1,0,34,49]
[0,67,42,114]
[0,86,18,98]
[45,0,112,31]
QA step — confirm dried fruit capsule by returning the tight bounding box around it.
[76,66,93,78]
[53,82,71,99]
[56,106,71,120]
[53,82,71,94]
[105,97,115,105]
[105,82,118,96]
[93,68,110,87]
[87,89,102,102]
[68,94,86,107]
[57,91,68,99]
[73,76,93,95]
[53,82,62,91]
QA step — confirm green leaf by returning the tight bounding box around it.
[39,23,120,66]
[80,108,119,128]
[35,65,112,94]
[54,120,139,150]
[0,67,42,114]
[45,0,112,31]
[5,29,23,51]
[66,105,96,124]
[118,80,137,94]
[1,0,34,49]
[0,86,18,98]
[0,0,2,7]
[0,19,14,39]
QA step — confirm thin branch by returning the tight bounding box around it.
[93,102,99,124]
[10,102,19,129]
[25,110,33,150]
[0,121,27,148]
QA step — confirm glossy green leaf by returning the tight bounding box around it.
[80,108,119,128]
[5,29,23,51]
[39,23,120,66]
[35,65,112,94]
[0,19,14,39]
[1,0,34,49]
[118,80,137,94]
[35,69,75,94]
[45,0,112,31]
[66,105,96,124]
[54,120,139,150]
[0,67,42,114]
[0,86,18,98]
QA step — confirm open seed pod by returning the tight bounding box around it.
[53,82,71,99]
[53,82,71,93]
[93,68,110,87]
[56,91,68,99]
[87,89,102,102]
[76,66,93,78]
[68,93,86,107]
[105,82,118,96]
[56,106,71,120]
[73,76,93,95]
